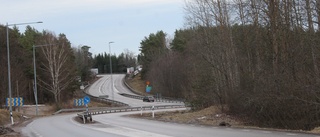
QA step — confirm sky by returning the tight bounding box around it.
[0,0,185,56]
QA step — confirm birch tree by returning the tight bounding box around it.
[38,32,76,104]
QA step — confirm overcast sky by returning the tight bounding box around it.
[0,0,185,56]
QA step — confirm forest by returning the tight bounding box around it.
[0,25,136,108]
[0,26,80,105]
[139,0,320,130]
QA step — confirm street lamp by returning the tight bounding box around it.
[108,41,114,103]
[33,44,53,116]
[6,21,42,125]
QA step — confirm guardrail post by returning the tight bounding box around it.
[140,106,143,116]
[152,106,155,118]
[83,115,86,124]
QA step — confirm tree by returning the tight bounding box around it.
[73,45,93,82]
[93,49,137,74]
[139,31,167,78]
[38,32,77,104]
[118,49,136,73]
[179,0,320,130]
[170,29,193,52]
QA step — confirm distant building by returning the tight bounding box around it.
[127,67,134,74]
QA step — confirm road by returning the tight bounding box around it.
[21,74,320,137]
[87,74,184,107]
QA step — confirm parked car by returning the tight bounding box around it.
[143,96,155,102]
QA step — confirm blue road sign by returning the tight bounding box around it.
[146,85,152,93]
[83,96,90,105]
[6,97,23,107]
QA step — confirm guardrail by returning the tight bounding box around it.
[119,93,185,103]
[74,105,186,124]
[88,105,186,115]
[53,107,115,115]
[77,111,92,124]
[119,93,144,99]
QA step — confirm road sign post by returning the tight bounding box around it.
[86,104,89,114]
[83,96,90,114]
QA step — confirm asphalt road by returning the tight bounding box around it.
[21,74,320,137]
[87,74,184,107]
[22,109,320,137]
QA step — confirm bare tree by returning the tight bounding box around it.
[38,32,76,103]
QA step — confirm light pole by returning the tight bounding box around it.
[108,41,114,103]
[33,44,53,116]
[6,21,42,125]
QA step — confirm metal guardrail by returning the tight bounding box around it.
[77,111,92,124]
[53,108,87,115]
[74,105,185,124]
[119,93,185,103]
[88,105,186,115]
[53,107,115,115]
[119,93,144,99]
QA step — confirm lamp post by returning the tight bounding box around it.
[6,21,42,125]
[108,41,114,103]
[33,44,53,116]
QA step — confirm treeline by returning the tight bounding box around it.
[93,49,136,74]
[0,25,93,106]
[140,0,320,130]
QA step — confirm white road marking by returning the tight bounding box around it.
[29,122,43,137]
[286,133,297,136]
[98,76,110,95]
[242,129,250,132]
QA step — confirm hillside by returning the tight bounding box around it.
[126,73,320,135]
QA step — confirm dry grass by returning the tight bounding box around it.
[0,109,23,126]
[161,106,242,126]
[126,74,148,95]
[131,106,243,127]
[61,98,111,110]
[311,127,320,134]
[130,106,320,135]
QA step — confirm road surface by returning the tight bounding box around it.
[87,74,184,107]
[22,109,320,137]
[21,74,319,137]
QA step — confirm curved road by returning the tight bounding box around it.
[21,74,319,137]
[87,74,184,107]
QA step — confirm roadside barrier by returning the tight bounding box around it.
[77,112,92,124]
[87,105,185,115]
[119,93,185,103]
